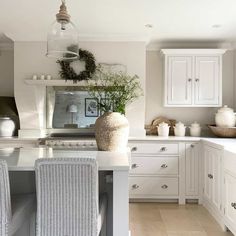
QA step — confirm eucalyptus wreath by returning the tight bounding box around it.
[57,48,96,83]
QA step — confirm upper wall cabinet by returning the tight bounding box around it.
[161,49,226,107]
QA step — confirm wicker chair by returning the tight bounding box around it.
[35,158,107,236]
[0,160,35,236]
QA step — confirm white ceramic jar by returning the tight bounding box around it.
[0,117,16,137]
[157,122,170,137]
[215,105,236,127]
[190,122,201,137]
[174,122,186,137]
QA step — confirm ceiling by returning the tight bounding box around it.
[1,0,236,45]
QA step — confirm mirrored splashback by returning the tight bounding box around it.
[47,86,99,129]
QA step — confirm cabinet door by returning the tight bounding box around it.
[166,56,193,105]
[194,56,220,106]
[203,145,222,211]
[224,173,236,227]
[185,143,199,196]
[211,148,222,211]
[204,146,212,202]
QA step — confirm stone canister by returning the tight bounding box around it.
[215,105,236,128]
[0,117,16,137]
[157,122,170,137]
[190,122,201,137]
[95,112,129,151]
[174,121,186,137]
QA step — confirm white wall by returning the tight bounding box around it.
[0,49,14,96]
[14,41,146,137]
[146,50,235,127]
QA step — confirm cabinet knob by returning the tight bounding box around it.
[131,147,137,152]
[188,78,192,82]
[161,184,168,189]
[191,144,195,148]
[131,163,139,169]
[208,174,213,179]
[231,203,236,209]
[161,164,168,168]
[132,184,139,190]
[195,78,200,82]
[160,147,167,152]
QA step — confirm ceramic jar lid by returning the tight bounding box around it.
[157,122,169,128]
[175,121,185,128]
[190,121,201,128]
[217,105,234,114]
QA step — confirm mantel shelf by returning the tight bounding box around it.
[25,79,89,86]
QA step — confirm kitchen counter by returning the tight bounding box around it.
[0,147,130,236]
[129,135,202,142]
[0,147,130,171]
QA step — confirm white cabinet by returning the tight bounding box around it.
[161,49,226,107]
[223,150,236,235]
[185,143,199,197]
[194,56,220,105]
[224,173,236,233]
[203,144,223,221]
[166,56,193,105]
[129,141,180,201]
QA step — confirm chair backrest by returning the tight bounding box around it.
[35,157,98,236]
[0,160,11,236]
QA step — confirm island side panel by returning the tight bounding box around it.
[113,170,129,236]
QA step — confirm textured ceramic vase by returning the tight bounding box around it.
[95,112,129,151]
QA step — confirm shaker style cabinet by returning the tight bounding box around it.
[161,49,226,107]
[185,143,199,198]
[224,173,236,233]
[202,143,223,226]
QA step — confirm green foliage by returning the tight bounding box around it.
[87,69,143,114]
[57,48,96,83]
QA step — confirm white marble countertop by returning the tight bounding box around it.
[0,147,131,171]
[129,136,202,142]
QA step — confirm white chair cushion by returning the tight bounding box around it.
[9,194,36,236]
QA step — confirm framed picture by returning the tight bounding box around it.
[85,98,99,117]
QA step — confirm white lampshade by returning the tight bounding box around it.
[67,104,78,113]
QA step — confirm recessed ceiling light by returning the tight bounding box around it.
[212,24,222,28]
[145,24,153,28]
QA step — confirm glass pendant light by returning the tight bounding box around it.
[46,0,79,60]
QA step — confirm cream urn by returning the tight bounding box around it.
[215,105,236,128]
[190,122,201,137]
[157,122,170,137]
[174,122,186,137]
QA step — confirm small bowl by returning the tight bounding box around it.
[208,125,236,138]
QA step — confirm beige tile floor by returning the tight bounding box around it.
[129,203,234,236]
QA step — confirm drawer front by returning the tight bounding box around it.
[130,156,178,175]
[129,176,179,196]
[129,142,179,155]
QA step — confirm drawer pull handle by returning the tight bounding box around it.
[131,147,137,152]
[131,164,139,169]
[208,174,213,179]
[161,184,168,189]
[161,164,168,168]
[132,184,139,190]
[231,203,236,209]
[160,147,167,152]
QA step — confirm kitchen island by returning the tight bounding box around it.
[0,147,131,236]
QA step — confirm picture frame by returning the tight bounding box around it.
[85,98,99,117]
